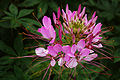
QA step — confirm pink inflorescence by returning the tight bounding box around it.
[36,4,103,68]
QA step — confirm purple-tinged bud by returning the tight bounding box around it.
[92,11,96,19]
[57,7,61,19]
[77,4,81,15]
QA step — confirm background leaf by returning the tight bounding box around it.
[14,35,24,56]
[18,9,33,18]
[9,4,18,16]
[37,2,48,19]
[19,0,40,7]
[0,40,16,56]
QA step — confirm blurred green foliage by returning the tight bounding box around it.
[0,0,120,80]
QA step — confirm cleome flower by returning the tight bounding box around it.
[33,4,105,69]
[10,3,113,80]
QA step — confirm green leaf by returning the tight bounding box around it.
[89,0,96,6]
[3,11,13,16]
[19,18,41,26]
[2,16,12,20]
[19,0,40,7]
[1,74,17,80]
[114,49,120,63]
[0,40,16,56]
[19,19,41,35]
[14,35,24,56]
[0,56,13,65]
[14,65,25,80]
[109,37,120,46]
[10,18,20,28]
[0,21,11,28]
[49,1,58,12]
[18,9,33,18]
[9,4,18,15]
[37,2,48,19]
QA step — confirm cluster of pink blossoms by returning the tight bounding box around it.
[35,4,103,68]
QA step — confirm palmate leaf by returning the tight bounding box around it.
[9,4,18,16]
[3,11,13,17]
[19,18,40,26]
[17,9,33,18]
[18,18,41,35]
[19,0,40,7]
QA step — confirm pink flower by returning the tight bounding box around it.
[29,4,107,69]
[62,45,76,57]
[38,16,56,43]
[48,44,62,57]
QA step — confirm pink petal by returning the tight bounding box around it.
[65,58,78,68]
[53,44,62,53]
[71,11,76,21]
[79,7,86,18]
[64,54,70,61]
[48,46,57,57]
[92,35,102,42]
[67,53,75,57]
[58,58,64,66]
[93,23,102,35]
[84,53,98,61]
[68,10,72,21]
[98,43,103,48]
[92,11,96,19]
[77,39,85,50]
[53,12,56,24]
[38,27,50,39]
[62,45,71,53]
[49,26,56,43]
[92,16,98,23]
[57,7,61,19]
[83,14,88,26]
[77,4,81,15]
[80,48,90,57]
[93,43,103,48]
[35,47,48,57]
[42,16,51,29]
[62,9,66,19]
[71,44,77,54]
[50,59,56,66]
